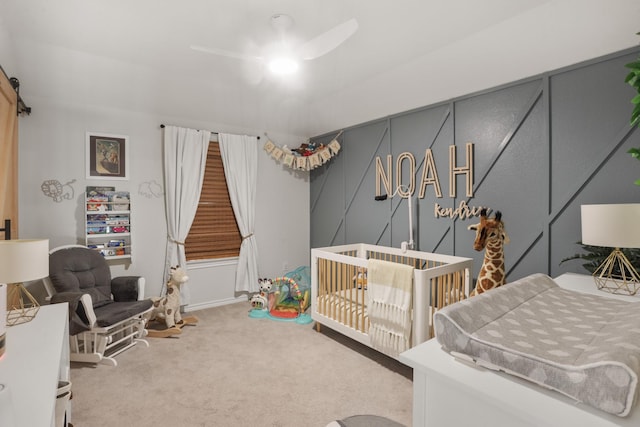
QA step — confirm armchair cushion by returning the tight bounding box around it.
[50,285,153,333]
[94,300,152,327]
[50,291,92,335]
[49,246,112,307]
[111,276,142,302]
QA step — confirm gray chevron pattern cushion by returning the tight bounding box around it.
[434,273,640,417]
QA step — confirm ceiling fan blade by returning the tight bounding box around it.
[190,45,262,62]
[297,18,358,60]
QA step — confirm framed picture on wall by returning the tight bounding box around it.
[86,132,129,180]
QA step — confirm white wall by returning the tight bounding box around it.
[2,28,310,307]
[16,97,309,307]
[0,16,15,73]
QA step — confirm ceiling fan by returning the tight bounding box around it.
[190,14,358,74]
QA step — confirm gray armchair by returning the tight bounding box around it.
[43,245,152,366]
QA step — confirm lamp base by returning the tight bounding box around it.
[592,248,640,296]
[6,283,40,326]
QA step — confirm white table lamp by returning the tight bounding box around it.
[0,239,49,326]
[581,204,640,295]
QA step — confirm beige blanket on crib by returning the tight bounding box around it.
[367,258,414,358]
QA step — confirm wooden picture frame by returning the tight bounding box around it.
[86,132,129,180]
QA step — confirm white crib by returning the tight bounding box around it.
[311,244,473,358]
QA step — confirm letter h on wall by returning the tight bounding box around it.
[449,143,474,198]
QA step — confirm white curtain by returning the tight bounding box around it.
[163,125,211,304]
[219,133,259,293]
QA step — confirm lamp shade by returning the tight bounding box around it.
[581,204,640,249]
[0,239,49,284]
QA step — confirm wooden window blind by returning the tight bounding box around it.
[185,141,241,261]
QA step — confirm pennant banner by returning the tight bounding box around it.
[263,134,342,172]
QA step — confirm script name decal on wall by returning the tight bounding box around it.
[434,200,487,219]
[375,143,485,218]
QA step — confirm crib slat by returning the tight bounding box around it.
[318,258,324,315]
[341,261,347,326]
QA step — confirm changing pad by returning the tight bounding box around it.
[434,273,640,417]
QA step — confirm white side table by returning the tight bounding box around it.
[0,303,69,427]
[554,272,640,302]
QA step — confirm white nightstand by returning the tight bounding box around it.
[0,303,70,427]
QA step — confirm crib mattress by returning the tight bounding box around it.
[434,273,640,417]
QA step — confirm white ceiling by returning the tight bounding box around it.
[1,0,639,137]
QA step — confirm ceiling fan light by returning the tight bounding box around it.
[268,57,299,75]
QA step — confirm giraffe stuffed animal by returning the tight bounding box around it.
[468,209,510,297]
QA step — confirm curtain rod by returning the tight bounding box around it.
[160,124,260,139]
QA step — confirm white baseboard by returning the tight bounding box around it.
[184,295,248,312]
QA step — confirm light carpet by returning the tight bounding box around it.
[68,302,412,426]
[327,414,406,427]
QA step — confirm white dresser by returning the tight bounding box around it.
[399,273,640,427]
[0,303,70,427]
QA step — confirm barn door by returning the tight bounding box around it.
[0,70,18,239]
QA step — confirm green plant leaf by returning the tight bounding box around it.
[625,60,640,69]
[626,46,640,129]
[635,178,640,186]
[560,242,640,274]
[629,147,640,158]
[632,107,640,126]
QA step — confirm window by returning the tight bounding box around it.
[185,141,241,261]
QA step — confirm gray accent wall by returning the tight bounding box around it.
[310,47,640,282]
